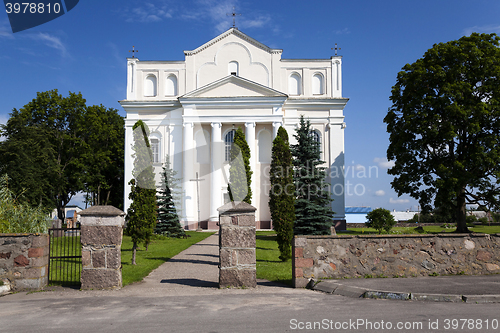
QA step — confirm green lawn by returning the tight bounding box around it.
[121,231,214,286]
[48,234,81,287]
[343,225,500,235]
[256,231,292,286]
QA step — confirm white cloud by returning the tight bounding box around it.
[375,190,385,197]
[463,25,500,36]
[26,33,68,57]
[125,2,174,23]
[390,198,410,204]
[334,28,350,35]
[373,157,395,169]
[0,19,14,39]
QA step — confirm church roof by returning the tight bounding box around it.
[180,74,288,99]
[184,28,283,56]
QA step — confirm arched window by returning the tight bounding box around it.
[165,74,177,96]
[150,137,160,163]
[258,130,272,163]
[309,129,321,153]
[289,73,301,95]
[224,129,236,162]
[312,73,324,95]
[144,75,157,97]
[228,61,239,76]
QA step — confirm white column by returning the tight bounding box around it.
[123,124,134,212]
[210,122,222,221]
[183,122,195,225]
[245,122,256,206]
[272,121,282,138]
[328,113,346,220]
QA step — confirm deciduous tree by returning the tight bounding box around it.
[385,33,500,233]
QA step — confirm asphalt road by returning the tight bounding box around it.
[1,289,500,333]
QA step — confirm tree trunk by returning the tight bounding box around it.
[132,242,137,265]
[456,187,469,233]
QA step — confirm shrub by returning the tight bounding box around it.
[0,174,50,234]
[365,208,396,234]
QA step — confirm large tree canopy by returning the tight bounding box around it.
[0,90,124,219]
[384,33,500,232]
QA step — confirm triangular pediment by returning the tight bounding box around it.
[180,75,287,99]
[184,28,282,56]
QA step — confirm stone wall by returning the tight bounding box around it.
[293,233,500,288]
[0,233,49,291]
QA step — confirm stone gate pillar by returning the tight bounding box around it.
[218,201,257,288]
[79,205,125,290]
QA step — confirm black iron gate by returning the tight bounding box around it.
[48,227,82,286]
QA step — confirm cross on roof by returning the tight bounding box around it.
[227,6,241,29]
[129,46,138,58]
[331,43,341,56]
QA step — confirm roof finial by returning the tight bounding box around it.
[331,43,341,56]
[226,6,241,29]
[129,46,138,58]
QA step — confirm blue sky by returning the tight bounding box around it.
[1,0,499,211]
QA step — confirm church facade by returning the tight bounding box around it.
[120,28,348,230]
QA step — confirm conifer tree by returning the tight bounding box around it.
[269,126,295,261]
[228,127,252,204]
[156,156,185,237]
[125,120,157,265]
[291,115,334,235]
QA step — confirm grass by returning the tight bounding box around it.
[48,233,81,287]
[121,231,214,286]
[256,231,292,286]
[343,225,500,235]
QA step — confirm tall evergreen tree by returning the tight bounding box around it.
[228,127,252,204]
[291,115,334,235]
[156,156,185,237]
[269,126,295,261]
[125,120,157,265]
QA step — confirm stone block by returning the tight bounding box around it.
[81,269,122,290]
[237,214,255,227]
[219,268,256,288]
[30,256,48,268]
[219,216,232,225]
[107,248,121,269]
[220,228,255,248]
[485,263,500,271]
[92,250,106,268]
[14,278,45,291]
[82,249,91,267]
[14,255,29,267]
[219,248,232,268]
[293,277,310,288]
[295,258,313,268]
[295,237,307,247]
[24,267,43,279]
[30,234,49,248]
[476,250,492,262]
[237,249,255,265]
[28,247,44,258]
[81,226,123,246]
[294,247,303,258]
[294,267,303,278]
[0,252,11,259]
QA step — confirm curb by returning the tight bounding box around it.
[312,281,500,303]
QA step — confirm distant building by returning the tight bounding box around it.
[391,210,417,222]
[345,206,372,223]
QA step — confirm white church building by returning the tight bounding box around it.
[120,28,348,230]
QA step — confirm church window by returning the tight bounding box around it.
[165,74,178,96]
[150,138,160,163]
[309,129,321,153]
[228,61,239,76]
[258,130,272,163]
[312,73,324,95]
[144,74,157,97]
[289,73,301,95]
[224,129,236,162]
